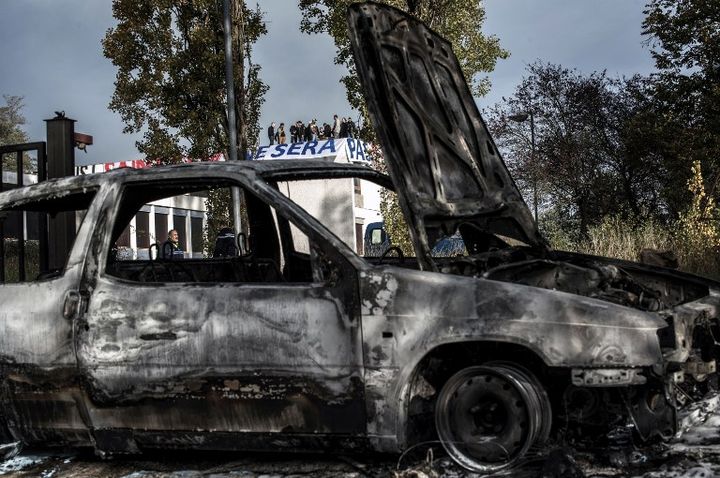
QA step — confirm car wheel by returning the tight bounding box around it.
[434,363,551,472]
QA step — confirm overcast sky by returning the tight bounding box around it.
[0,1,656,167]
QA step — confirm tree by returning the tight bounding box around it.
[103,0,268,163]
[105,0,268,252]
[0,95,34,173]
[642,0,720,211]
[299,0,508,141]
[486,63,669,240]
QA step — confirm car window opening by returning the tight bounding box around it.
[0,189,97,283]
[105,181,327,284]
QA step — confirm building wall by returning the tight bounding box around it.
[352,179,384,255]
[277,178,355,253]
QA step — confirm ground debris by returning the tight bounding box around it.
[0,443,21,462]
[393,449,439,478]
[540,448,586,478]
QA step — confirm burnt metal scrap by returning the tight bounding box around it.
[1,2,720,475]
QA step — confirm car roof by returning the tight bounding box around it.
[0,160,390,208]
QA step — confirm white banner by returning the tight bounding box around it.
[72,139,372,176]
[252,138,371,163]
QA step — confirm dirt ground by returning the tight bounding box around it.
[2,394,720,478]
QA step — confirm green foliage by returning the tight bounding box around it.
[675,160,720,277]
[299,0,508,143]
[105,0,267,253]
[0,95,28,146]
[203,187,232,256]
[642,0,720,215]
[0,95,35,174]
[487,64,672,238]
[379,189,414,256]
[104,0,268,162]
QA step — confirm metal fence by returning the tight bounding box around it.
[0,142,47,282]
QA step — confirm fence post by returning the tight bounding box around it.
[44,114,77,271]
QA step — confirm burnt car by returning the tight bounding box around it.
[1,2,720,473]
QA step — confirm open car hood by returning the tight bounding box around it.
[347,2,547,269]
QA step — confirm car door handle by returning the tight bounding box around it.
[63,290,87,321]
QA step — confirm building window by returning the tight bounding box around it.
[117,223,131,247]
[173,214,187,251]
[191,216,204,255]
[155,213,168,244]
[353,177,362,195]
[136,212,150,248]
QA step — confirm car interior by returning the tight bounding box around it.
[105,180,315,284]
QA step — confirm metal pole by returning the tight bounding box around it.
[223,0,238,163]
[530,110,538,223]
[223,0,243,238]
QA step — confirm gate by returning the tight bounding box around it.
[0,142,47,282]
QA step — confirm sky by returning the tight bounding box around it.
[0,0,657,167]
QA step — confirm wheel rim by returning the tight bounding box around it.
[435,364,551,472]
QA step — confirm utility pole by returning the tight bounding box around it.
[223,0,244,246]
[529,110,537,223]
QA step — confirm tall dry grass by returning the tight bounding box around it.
[548,216,719,279]
[547,161,720,280]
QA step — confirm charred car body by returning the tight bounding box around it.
[1,2,720,473]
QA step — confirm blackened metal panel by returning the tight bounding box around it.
[347,3,545,267]
[0,184,107,438]
[78,277,367,435]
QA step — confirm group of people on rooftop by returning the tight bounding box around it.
[267,115,357,145]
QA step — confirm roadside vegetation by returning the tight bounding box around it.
[487,0,720,277]
[544,160,720,279]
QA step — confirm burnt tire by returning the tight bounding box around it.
[435,363,551,473]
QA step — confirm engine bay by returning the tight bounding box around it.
[436,247,709,312]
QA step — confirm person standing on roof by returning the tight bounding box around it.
[347,117,356,138]
[311,120,319,140]
[332,114,341,138]
[339,117,348,138]
[267,122,276,145]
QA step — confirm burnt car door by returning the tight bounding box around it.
[74,173,365,447]
[0,183,100,443]
[347,3,546,270]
